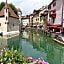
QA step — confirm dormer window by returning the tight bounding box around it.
[6,9,7,13]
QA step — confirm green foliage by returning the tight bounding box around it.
[0,2,5,10]
[0,2,18,15]
[0,48,32,64]
[9,3,18,15]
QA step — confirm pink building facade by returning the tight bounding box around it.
[48,0,64,32]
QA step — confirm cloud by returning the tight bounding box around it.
[0,0,52,15]
[16,0,52,15]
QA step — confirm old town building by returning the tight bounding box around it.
[0,0,22,35]
[33,9,41,28]
[21,15,30,27]
[39,6,48,29]
[29,14,33,27]
[48,0,64,32]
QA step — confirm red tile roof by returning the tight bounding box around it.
[0,8,4,17]
[21,15,30,19]
[33,9,41,16]
[0,1,18,19]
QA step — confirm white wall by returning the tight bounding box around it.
[49,0,63,25]
[22,19,29,26]
[0,17,7,32]
[63,0,64,27]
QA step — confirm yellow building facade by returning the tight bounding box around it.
[39,6,48,28]
[33,10,41,28]
[32,6,48,29]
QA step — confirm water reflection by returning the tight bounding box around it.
[22,30,64,64]
[0,30,64,64]
[0,34,21,50]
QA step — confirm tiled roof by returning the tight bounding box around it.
[33,9,41,15]
[0,1,18,19]
[0,8,4,17]
[48,0,56,6]
[21,15,30,19]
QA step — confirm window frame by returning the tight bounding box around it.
[53,2,56,7]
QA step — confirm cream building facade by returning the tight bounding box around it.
[39,6,48,28]
[21,16,30,27]
[32,6,48,28]
[33,10,41,28]
[29,14,33,27]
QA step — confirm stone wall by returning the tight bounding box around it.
[8,17,19,32]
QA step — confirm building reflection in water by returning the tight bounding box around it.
[0,34,22,51]
[22,30,64,64]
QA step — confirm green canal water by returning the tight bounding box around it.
[0,30,64,64]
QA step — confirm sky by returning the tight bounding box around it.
[0,0,52,15]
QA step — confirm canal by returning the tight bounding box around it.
[0,30,64,64]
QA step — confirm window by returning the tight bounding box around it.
[53,19,55,23]
[0,23,1,26]
[6,9,7,13]
[32,19,33,21]
[5,22,6,24]
[5,22,9,24]
[53,2,56,7]
[38,18,39,21]
[36,18,37,21]
[13,24,14,26]
[7,22,9,24]
[6,16,7,20]
[48,5,51,9]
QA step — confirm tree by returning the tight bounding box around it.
[0,2,5,10]
[0,2,18,15]
[9,3,18,15]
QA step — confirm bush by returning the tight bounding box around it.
[0,48,49,64]
[0,48,32,64]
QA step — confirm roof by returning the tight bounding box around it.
[48,0,56,6]
[21,15,30,19]
[33,9,41,16]
[47,25,62,28]
[29,14,33,16]
[0,1,18,19]
[0,8,4,17]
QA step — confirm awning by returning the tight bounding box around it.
[55,27,64,29]
[39,25,43,28]
[47,25,57,28]
[46,25,61,28]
